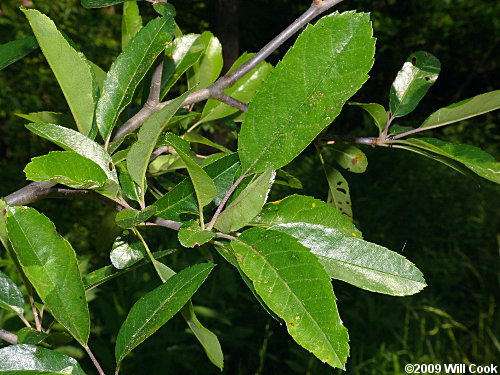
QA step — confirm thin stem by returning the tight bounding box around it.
[84,345,106,375]
[321,135,380,146]
[389,126,431,140]
[0,329,18,345]
[154,217,183,231]
[216,232,238,241]
[29,293,42,331]
[380,112,394,140]
[217,94,249,112]
[133,227,166,283]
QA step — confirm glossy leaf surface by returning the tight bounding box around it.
[178,221,215,248]
[231,228,349,368]
[402,138,499,184]
[188,32,223,90]
[110,232,147,269]
[330,144,368,173]
[163,133,217,208]
[238,12,375,173]
[198,53,273,124]
[155,154,240,220]
[117,161,142,202]
[389,51,440,118]
[419,90,500,130]
[272,223,426,296]
[0,344,86,374]
[0,36,38,71]
[251,195,361,237]
[16,111,76,130]
[349,102,387,133]
[96,16,175,141]
[215,168,275,233]
[127,92,189,194]
[324,166,353,220]
[24,151,107,189]
[115,263,215,364]
[0,269,24,316]
[23,9,97,136]
[6,207,90,345]
[161,34,205,98]
[115,206,157,229]
[122,1,143,50]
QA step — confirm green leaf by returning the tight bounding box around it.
[110,232,147,269]
[215,168,275,233]
[330,144,368,173]
[96,16,175,142]
[389,51,440,118]
[399,138,500,184]
[349,102,387,133]
[24,151,107,189]
[324,166,353,220]
[17,328,49,345]
[188,32,223,90]
[178,220,215,248]
[163,133,217,208]
[275,169,303,189]
[419,90,500,130]
[115,206,157,229]
[25,123,118,183]
[155,153,240,220]
[231,228,349,369]
[272,224,426,296]
[117,161,142,202]
[180,302,224,370]
[127,93,189,195]
[161,34,205,98]
[22,9,97,136]
[122,1,143,50]
[198,52,273,124]
[0,200,7,249]
[6,206,90,346]
[0,36,38,70]
[0,269,24,316]
[251,195,361,238]
[153,3,176,18]
[238,12,375,173]
[82,0,135,8]
[0,344,86,374]
[16,111,77,131]
[115,263,216,365]
[183,132,232,154]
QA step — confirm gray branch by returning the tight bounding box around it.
[0,329,18,345]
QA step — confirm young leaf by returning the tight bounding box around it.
[161,34,206,98]
[22,9,98,136]
[155,153,240,220]
[82,0,136,8]
[24,151,107,189]
[163,133,217,208]
[251,195,361,238]
[389,51,440,118]
[349,102,388,133]
[6,206,90,346]
[115,263,216,365]
[215,168,275,233]
[231,228,349,369]
[183,132,232,154]
[188,32,223,90]
[96,16,175,142]
[16,111,77,130]
[122,1,143,50]
[126,92,189,195]
[324,166,353,220]
[115,206,157,229]
[178,220,215,248]
[0,36,38,70]
[418,90,500,130]
[0,344,86,374]
[0,269,25,316]
[329,144,368,173]
[110,232,147,269]
[401,138,500,184]
[198,52,273,125]
[272,224,426,296]
[238,12,375,173]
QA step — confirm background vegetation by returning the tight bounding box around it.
[1,0,498,373]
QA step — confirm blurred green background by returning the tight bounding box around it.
[0,0,498,374]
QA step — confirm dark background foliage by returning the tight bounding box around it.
[0,0,498,374]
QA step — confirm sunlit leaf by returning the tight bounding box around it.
[178,220,215,248]
[188,32,223,90]
[0,269,24,317]
[110,232,147,269]
[238,12,375,173]
[122,1,143,50]
[115,206,157,229]
[329,144,368,173]
[349,102,387,133]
